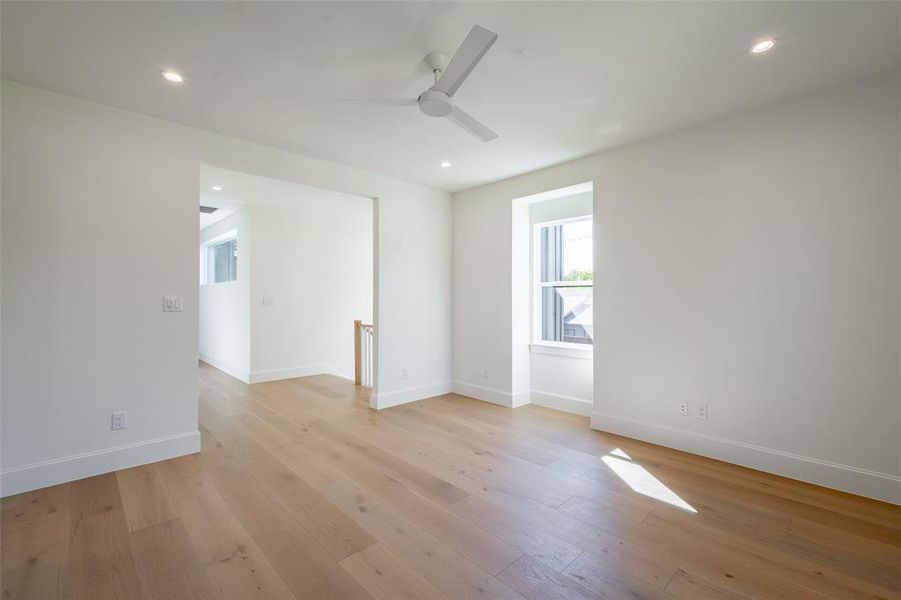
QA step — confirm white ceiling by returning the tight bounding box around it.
[3,2,899,192]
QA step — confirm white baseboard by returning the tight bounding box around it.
[452,382,590,414]
[591,412,900,505]
[201,356,349,384]
[249,363,345,384]
[371,381,453,410]
[452,381,530,408]
[531,390,592,416]
[199,353,250,383]
[512,390,531,408]
[1,431,201,498]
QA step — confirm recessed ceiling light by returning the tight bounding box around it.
[750,38,776,54]
[440,161,452,169]
[211,185,222,191]
[160,70,184,83]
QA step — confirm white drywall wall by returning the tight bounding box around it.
[1,81,452,495]
[1,82,202,493]
[249,197,372,382]
[370,191,453,408]
[199,210,251,381]
[511,200,531,408]
[453,71,901,503]
[530,192,593,224]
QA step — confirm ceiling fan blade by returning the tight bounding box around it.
[447,105,497,142]
[334,98,418,107]
[433,25,497,97]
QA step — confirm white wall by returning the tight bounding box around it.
[529,348,593,415]
[453,190,513,406]
[453,70,901,503]
[249,198,372,383]
[1,81,201,494]
[199,210,251,381]
[530,192,593,224]
[529,192,594,416]
[510,200,531,408]
[371,192,453,408]
[1,81,452,495]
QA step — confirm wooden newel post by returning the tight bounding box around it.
[354,320,362,385]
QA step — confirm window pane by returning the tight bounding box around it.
[561,220,592,281]
[540,220,592,283]
[212,239,237,283]
[541,285,592,345]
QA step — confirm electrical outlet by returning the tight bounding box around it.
[482,368,490,380]
[696,403,708,420]
[111,412,127,431]
[162,296,183,312]
[679,401,689,416]
[402,368,409,380]
[262,296,275,307]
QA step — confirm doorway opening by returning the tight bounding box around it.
[197,165,374,390]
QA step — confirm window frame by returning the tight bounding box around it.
[532,215,593,352]
[200,229,238,285]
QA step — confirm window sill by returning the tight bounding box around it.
[529,343,593,360]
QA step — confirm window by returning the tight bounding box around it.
[202,234,238,284]
[535,217,592,346]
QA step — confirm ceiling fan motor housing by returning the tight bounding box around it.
[418,89,453,117]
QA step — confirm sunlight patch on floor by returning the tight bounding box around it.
[603,450,697,513]
[609,447,632,460]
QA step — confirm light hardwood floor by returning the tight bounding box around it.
[2,362,899,599]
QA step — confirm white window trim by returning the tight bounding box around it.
[530,342,593,359]
[203,229,238,247]
[200,229,238,286]
[532,215,593,351]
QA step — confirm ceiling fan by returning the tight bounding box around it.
[346,25,499,142]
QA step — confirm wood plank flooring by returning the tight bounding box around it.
[2,362,899,599]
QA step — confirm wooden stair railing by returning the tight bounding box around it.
[354,320,374,387]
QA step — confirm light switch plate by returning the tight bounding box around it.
[163,296,183,312]
[262,296,275,307]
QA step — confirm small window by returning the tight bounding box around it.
[204,236,237,284]
[535,218,592,346]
